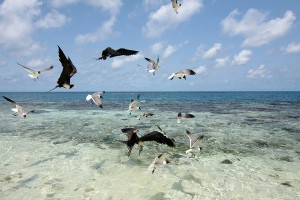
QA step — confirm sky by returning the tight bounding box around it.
[0,0,299,92]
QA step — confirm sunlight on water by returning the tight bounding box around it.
[0,92,299,199]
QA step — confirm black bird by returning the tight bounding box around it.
[96,47,139,60]
[49,46,77,92]
[177,109,195,123]
[121,126,176,157]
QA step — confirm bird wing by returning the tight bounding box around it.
[57,46,77,85]
[91,93,102,107]
[102,47,117,58]
[180,69,196,75]
[140,131,175,147]
[191,135,204,149]
[129,100,138,109]
[155,154,166,164]
[144,57,155,65]
[17,63,35,74]
[3,96,19,106]
[182,113,195,118]
[186,130,197,148]
[115,48,139,57]
[40,65,54,73]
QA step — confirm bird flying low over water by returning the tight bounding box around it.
[17,62,53,80]
[2,96,34,118]
[96,47,139,60]
[171,0,182,14]
[186,130,204,154]
[128,95,141,115]
[121,126,176,157]
[144,57,159,75]
[148,154,171,174]
[86,91,105,108]
[137,112,154,120]
[168,69,196,80]
[177,109,195,123]
[49,46,77,92]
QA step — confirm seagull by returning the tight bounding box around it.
[49,46,77,92]
[185,130,204,154]
[137,112,154,120]
[177,109,195,123]
[168,69,196,80]
[86,91,105,108]
[96,47,139,60]
[128,95,141,115]
[144,57,159,75]
[148,154,171,174]
[2,96,34,118]
[171,0,181,14]
[17,62,53,80]
[121,126,176,157]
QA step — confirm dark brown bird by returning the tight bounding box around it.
[49,46,77,92]
[177,109,195,123]
[97,47,139,60]
[121,126,176,157]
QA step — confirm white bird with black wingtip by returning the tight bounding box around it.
[17,62,53,80]
[185,130,204,154]
[168,69,196,80]
[171,0,182,14]
[148,153,171,174]
[86,91,105,108]
[2,96,35,118]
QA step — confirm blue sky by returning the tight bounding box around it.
[0,0,299,92]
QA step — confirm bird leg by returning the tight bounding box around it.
[152,167,156,174]
[138,145,143,155]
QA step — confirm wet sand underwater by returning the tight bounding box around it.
[0,92,299,199]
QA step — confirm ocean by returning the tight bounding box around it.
[0,91,299,199]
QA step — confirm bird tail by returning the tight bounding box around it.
[48,86,58,92]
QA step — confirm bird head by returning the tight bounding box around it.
[70,84,75,89]
[22,113,27,118]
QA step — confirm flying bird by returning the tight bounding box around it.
[17,62,53,80]
[2,96,34,118]
[137,112,154,120]
[168,69,196,80]
[177,109,195,123]
[121,126,175,157]
[49,46,77,92]
[86,91,105,108]
[128,95,141,115]
[171,0,182,14]
[185,130,204,154]
[144,57,159,75]
[148,154,171,174]
[96,47,139,60]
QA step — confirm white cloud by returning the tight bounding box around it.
[194,65,207,74]
[0,0,42,55]
[50,0,79,8]
[232,50,252,65]
[36,10,69,29]
[151,42,164,54]
[284,42,300,54]
[143,0,203,38]
[202,43,222,59]
[150,40,188,58]
[86,0,122,15]
[74,0,122,44]
[75,16,116,44]
[111,53,143,69]
[247,65,272,78]
[162,45,177,58]
[215,56,230,68]
[27,57,51,68]
[221,9,296,47]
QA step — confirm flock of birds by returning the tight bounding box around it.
[3,1,204,173]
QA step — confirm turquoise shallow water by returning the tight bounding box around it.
[0,92,299,199]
